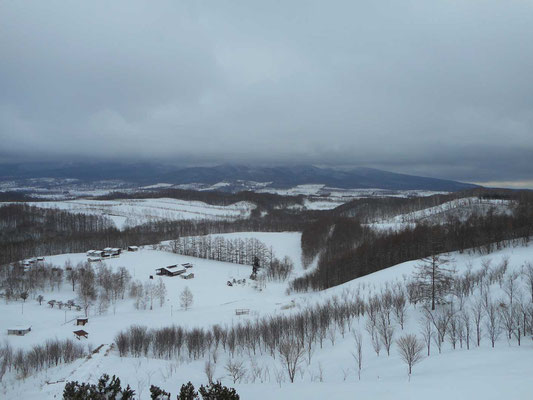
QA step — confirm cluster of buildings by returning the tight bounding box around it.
[22,257,45,271]
[86,246,139,262]
[155,263,194,279]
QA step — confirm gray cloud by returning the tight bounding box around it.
[1,0,532,184]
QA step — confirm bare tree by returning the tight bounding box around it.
[377,313,395,356]
[392,291,408,330]
[225,359,246,384]
[65,261,78,292]
[180,286,193,310]
[351,330,363,380]
[419,314,433,356]
[502,272,520,305]
[424,306,453,353]
[155,278,167,307]
[77,265,96,317]
[278,337,305,383]
[523,262,533,303]
[448,311,459,349]
[484,301,501,348]
[472,300,484,347]
[204,359,215,384]
[396,334,425,378]
[144,281,156,310]
[461,308,471,350]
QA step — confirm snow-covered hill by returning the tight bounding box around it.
[4,198,256,229]
[369,197,515,231]
[2,234,533,399]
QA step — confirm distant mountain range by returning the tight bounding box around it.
[0,162,479,192]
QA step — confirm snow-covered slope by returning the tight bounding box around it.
[5,198,256,229]
[2,236,533,400]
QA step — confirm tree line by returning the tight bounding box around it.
[96,188,305,213]
[168,236,273,269]
[0,338,86,380]
[0,204,316,266]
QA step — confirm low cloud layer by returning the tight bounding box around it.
[1,1,532,184]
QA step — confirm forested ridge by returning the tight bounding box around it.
[293,190,533,292]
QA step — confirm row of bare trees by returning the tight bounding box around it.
[169,236,273,268]
[0,339,86,380]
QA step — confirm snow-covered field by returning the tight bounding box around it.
[2,231,533,399]
[1,232,303,347]
[5,198,256,229]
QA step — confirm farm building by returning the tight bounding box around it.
[88,250,104,258]
[128,246,139,252]
[181,273,194,280]
[181,263,194,269]
[76,318,88,326]
[155,265,186,277]
[8,326,32,336]
[73,330,88,340]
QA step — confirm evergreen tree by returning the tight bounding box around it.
[150,384,171,399]
[177,382,198,400]
[414,253,454,310]
[198,381,239,400]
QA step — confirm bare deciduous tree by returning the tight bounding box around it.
[204,359,215,384]
[484,301,501,348]
[392,291,408,329]
[225,359,246,384]
[351,330,363,380]
[472,300,484,347]
[77,264,96,317]
[278,337,305,383]
[377,313,395,356]
[396,334,425,377]
[461,308,471,350]
[419,314,433,356]
[523,262,533,303]
[180,286,193,311]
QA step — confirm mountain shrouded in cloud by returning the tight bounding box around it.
[0,1,532,185]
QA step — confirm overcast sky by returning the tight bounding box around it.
[1,1,532,186]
